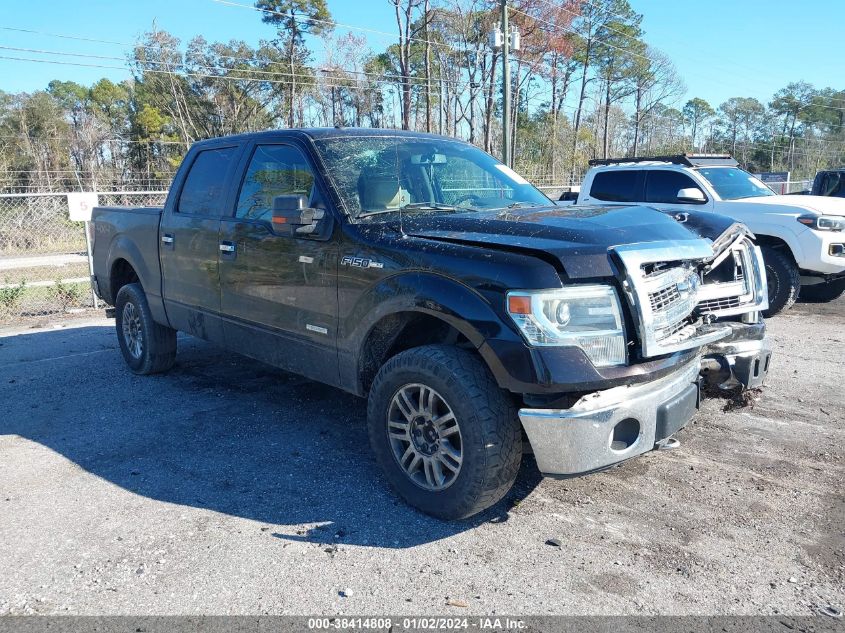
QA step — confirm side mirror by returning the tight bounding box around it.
[272,195,327,236]
[676,188,706,204]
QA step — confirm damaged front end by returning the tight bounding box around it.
[614,220,771,389]
[697,224,772,389]
[519,221,771,478]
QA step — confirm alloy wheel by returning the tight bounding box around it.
[122,302,143,359]
[387,383,463,491]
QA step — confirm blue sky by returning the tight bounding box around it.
[0,0,841,110]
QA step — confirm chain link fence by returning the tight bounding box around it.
[763,179,814,195]
[0,191,168,324]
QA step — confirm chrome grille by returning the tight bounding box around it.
[655,318,692,341]
[656,320,703,345]
[696,237,768,318]
[646,266,700,343]
[614,233,767,359]
[649,284,681,312]
[698,296,742,313]
[613,240,731,358]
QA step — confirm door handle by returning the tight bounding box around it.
[219,242,236,253]
[161,234,174,245]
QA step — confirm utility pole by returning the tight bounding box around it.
[500,0,511,167]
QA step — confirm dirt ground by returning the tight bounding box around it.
[0,298,842,616]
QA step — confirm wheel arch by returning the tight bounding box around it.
[754,234,796,260]
[357,310,480,396]
[346,272,518,396]
[109,258,140,303]
[105,234,168,324]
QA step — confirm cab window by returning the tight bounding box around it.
[235,144,316,222]
[645,171,704,204]
[177,146,238,216]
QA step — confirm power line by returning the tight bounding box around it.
[0,53,470,95]
[3,46,844,146]
[0,25,471,89]
[0,43,469,89]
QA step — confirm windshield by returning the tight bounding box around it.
[697,167,776,200]
[312,136,550,217]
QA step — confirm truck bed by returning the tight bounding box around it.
[91,206,163,306]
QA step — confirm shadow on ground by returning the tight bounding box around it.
[0,324,543,549]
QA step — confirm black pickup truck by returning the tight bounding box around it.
[91,128,771,519]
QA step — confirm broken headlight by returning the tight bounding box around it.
[506,286,627,367]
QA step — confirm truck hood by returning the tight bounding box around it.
[733,194,845,217]
[401,204,732,279]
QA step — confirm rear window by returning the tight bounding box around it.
[590,170,639,202]
[178,147,238,216]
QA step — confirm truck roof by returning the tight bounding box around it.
[588,154,739,168]
[191,127,461,148]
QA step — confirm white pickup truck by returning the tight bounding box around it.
[566,155,845,315]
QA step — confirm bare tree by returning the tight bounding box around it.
[631,48,684,156]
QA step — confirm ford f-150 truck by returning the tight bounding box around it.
[91,129,771,519]
[568,155,845,313]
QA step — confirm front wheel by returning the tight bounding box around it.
[761,246,800,317]
[799,278,845,303]
[367,345,522,520]
[115,283,177,375]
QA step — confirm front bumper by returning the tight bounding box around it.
[702,322,771,389]
[798,228,845,274]
[519,358,701,477]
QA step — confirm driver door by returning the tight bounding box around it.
[643,170,715,212]
[218,141,340,386]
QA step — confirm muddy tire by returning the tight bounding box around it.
[115,283,176,375]
[799,278,845,303]
[761,246,800,317]
[367,345,522,520]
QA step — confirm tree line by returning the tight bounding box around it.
[1,0,843,194]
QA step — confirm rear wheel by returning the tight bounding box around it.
[800,278,845,303]
[367,345,522,520]
[761,246,800,317]
[115,283,177,374]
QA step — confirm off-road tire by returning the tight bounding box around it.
[761,246,800,317]
[367,345,522,520]
[115,283,177,375]
[799,278,845,303]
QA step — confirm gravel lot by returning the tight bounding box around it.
[0,298,842,616]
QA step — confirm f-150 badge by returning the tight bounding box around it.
[341,256,384,269]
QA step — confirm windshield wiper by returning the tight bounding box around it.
[401,202,472,212]
[492,201,544,214]
[357,203,471,218]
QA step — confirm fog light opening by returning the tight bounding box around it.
[610,418,641,451]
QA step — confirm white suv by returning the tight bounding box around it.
[572,155,845,315]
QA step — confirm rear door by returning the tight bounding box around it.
[218,140,340,385]
[159,143,242,342]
